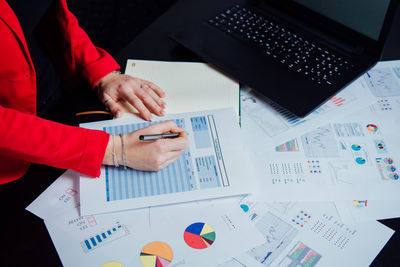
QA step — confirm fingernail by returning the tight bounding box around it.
[116,111,121,118]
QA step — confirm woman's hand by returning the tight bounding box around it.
[103,121,189,171]
[96,71,166,121]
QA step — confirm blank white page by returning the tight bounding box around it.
[125,59,239,116]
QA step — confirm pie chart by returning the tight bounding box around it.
[183,222,216,249]
[101,262,124,267]
[356,157,366,165]
[351,144,361,151]
[140,241,173,267]
[366,124,378,132]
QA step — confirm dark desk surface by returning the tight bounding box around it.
[2,0,400,266]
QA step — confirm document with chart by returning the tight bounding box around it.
[44,201,264,267]
[252,103,400,201]
[216,197,393,267]
[334,199,400,225]
[27,170,264,267]
[79,108,254,215]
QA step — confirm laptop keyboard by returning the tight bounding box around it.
[208,4,354,85]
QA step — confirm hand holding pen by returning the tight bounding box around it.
[103,121,189,172]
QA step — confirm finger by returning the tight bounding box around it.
[105,98,122,118]
[158,152,183,170]
[123,92,152,121]
[141,121,180,134]
[142,84,166,109]
[160,135,189,151]
[140,79,165,98]
[135,87,164,116]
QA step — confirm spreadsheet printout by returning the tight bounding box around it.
[79,108,255,215]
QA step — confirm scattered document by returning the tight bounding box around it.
[26,169,80,220]
[124,59,240,116]
[28,171,264,267]
[335,200,400,225]
[243,100,400,201]
[80,108,255,215]
[45,202,264,267]
[217,197,394,267]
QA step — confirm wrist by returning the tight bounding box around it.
[102,135,122,166]
[95,70,121,90]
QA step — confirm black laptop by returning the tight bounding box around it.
[171,0,400,117]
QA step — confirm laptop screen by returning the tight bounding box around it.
[293,0,391,40]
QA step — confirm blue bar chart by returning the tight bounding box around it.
[81,222,129,253]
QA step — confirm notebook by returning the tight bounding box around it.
[123,59,239,117]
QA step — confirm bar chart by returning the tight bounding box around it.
[80,222,129,253]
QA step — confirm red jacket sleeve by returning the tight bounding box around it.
[0,0,119,183]
[0,105,109,178]
[39,0,121,87]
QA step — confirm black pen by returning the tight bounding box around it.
[139,132,180,141]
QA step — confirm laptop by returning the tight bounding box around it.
[171,0,400,117]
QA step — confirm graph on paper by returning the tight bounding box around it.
[80,222,128,253]
[247,211,298,266]
[364,68,400,97]
[275,139,299,152]
[240,86,357,139]
[301,124,339,158]
[278,242,321,267]
[103,116,227,201]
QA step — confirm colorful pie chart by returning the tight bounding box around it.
[385,158,394,164]
[351,144,361,151]
[101,262,124,267]
[356,157,366,165]
[366,124,378,132]
[140,241,173,267]
[183,222,216,249]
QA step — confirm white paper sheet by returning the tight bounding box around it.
[241,83,400,201]
[217,197,394,267]
[124,59,240,116]
[335,200,400,224]
[26,169,80,220]
[27,170,264,267]
[79,108,257,215]
[45,201,264,267]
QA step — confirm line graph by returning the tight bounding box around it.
[301,125,339,158]
[247,211,298,266]
[364,68,400,97]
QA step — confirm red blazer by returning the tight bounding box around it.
[0,0,120,184]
